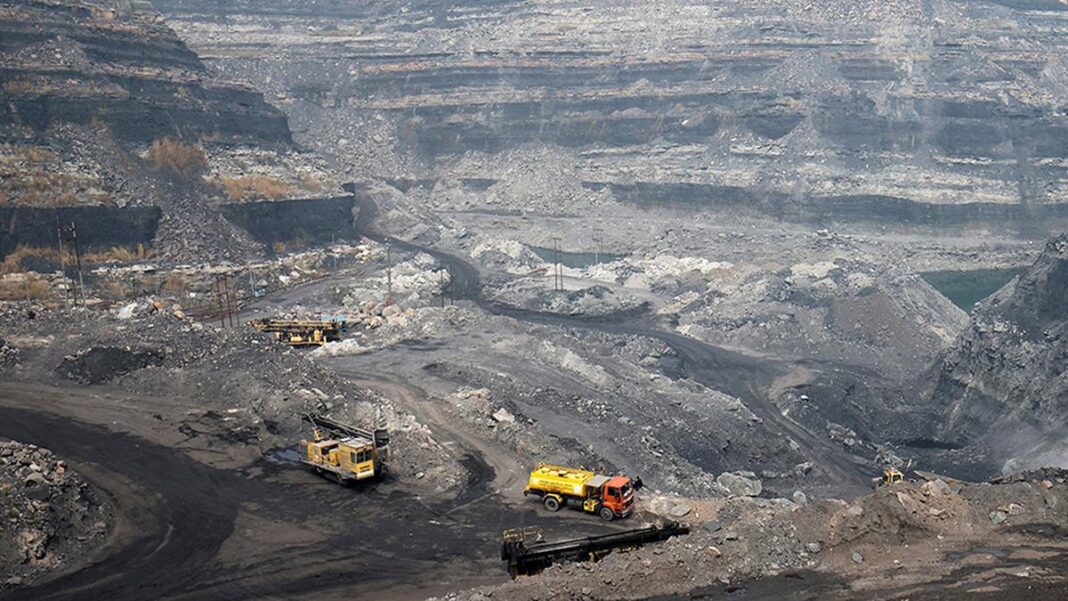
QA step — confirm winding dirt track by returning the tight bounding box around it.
[0,194,867,600]
[0,383,615,600]
[0,403,239,601]
[356,196,869,495]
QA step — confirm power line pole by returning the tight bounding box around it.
[70,222,84,306]
[56,220,71,306]
[57,222,85,306]
[226,275,237,328]
[214,274,237,328]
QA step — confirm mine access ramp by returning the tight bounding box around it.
[501,520,689,577]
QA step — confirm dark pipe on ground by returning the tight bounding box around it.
[501,520,690,577]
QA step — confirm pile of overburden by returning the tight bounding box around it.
[0,441,111,588]
[0,303,460,485]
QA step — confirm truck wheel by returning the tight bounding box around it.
[543,496,561,512]
[599,507,615,522]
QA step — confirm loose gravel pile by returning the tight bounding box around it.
[0,441,112,589]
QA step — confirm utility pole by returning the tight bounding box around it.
[56,220,70,306]
[439,268,446,308]
[70,222,84,306]
[214,275,227,328]
[214,274,237,328]
[57,222,84,306]
[228,277,239,328]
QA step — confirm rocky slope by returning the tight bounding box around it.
[438,473,1068,601]
[0,0,290,147]
[0,0,341,262]
[156,0,1068,233]
[0,301,465,490]
[0,440,112,589]
[928,234,1068,471]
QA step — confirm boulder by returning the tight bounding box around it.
[491,408,516,424]
[668,503,692,518]
[921,479,953,496]
[716,471,762,497]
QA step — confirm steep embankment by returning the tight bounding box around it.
[0,0,337,262]
[156,0,1068,232]
[0,0,290,145]
[929,234,1068,471]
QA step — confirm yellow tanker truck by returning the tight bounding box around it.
[524,463,640,521]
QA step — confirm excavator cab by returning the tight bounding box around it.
[883,467,904,485]
[873,467,905,488]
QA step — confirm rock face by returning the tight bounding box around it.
[716,471,763,497]
[677,256,969,376]
[156,0,1068,232]
[0,0,290,144]
[0,0,320,262]
[0,440,112,588]
[928,235,1068,470]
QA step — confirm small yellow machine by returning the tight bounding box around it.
[873,467,905,489]
[299,414,389,485]
[248,319,343,347]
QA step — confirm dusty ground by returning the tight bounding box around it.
[0,439,112,588]
[0,197,1061,601]
[438,476,1068,601]
[0,381,635,600]
[5,1,1068,599]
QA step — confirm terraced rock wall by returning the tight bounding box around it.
[156,0,1068,232]
[0,0,291,145]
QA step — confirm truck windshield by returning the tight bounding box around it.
[620,482,633,496]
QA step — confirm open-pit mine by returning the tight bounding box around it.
[1,0,1067,600]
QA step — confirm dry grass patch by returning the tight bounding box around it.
[146,138,208,179]
[271,237,308,254]
[0,145,83,207]
[0,244,153,274]
[160,273,187,295]
[22,147,57,164]
[299,174,323,194]
[0,246,57,274]
[82,244,153,264]
[3,78,39,95]
[220,175,292,201]
[0,274,53,301]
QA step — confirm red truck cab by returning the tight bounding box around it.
[599,476,636,518]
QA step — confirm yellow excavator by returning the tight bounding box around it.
[873,467,905,489]
[300,414,390,485]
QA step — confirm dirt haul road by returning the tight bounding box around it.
[0,384,616,600]
[355,195,871,496]
[0,196,871,600]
